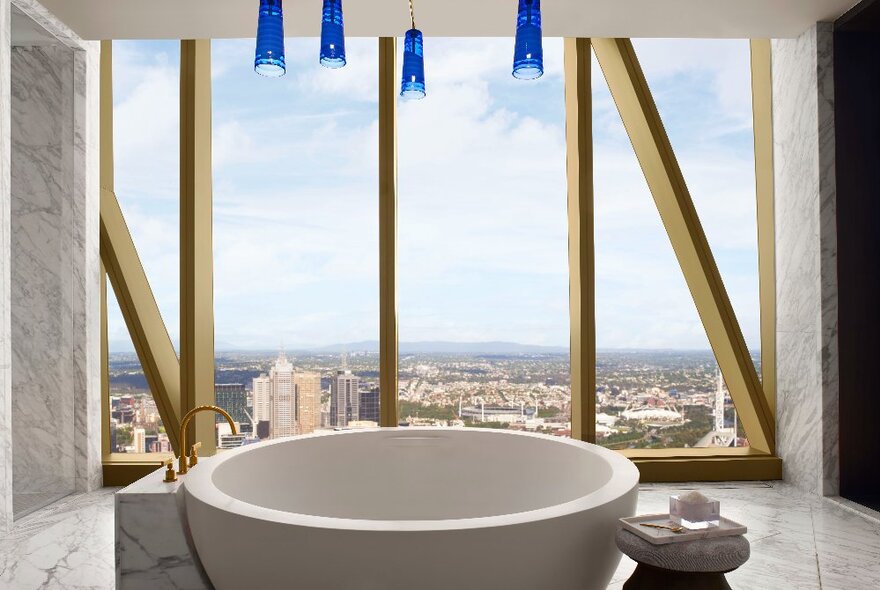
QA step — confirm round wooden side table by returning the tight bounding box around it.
[615,528,750,590]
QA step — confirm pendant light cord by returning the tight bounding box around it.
[408,0,416,29]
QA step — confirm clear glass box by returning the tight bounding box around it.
[669,494,721,529]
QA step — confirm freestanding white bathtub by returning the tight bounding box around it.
[183,428,639,590]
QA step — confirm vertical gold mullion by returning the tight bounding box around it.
[564,38,596,443]
[100,263,110,457]
[179,40,216,454]
[99,41,113,193]
[378,37,399,428]
[100,41,112,458]
[751,39,776,420]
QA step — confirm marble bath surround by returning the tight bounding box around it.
[0,481,877,589]
[116,472,211,590]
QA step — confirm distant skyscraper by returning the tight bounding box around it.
[252,373,272,425]
[330,369,359,427]
[271,353,296,438]
[294,372,321,435]
[251,353,331,438]
[215,383,248,425]
[359,387,380,424]
[715,368,726,433]
[133,427,146,454]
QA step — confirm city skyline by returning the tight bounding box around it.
[108,347,749,453]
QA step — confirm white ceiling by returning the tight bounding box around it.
[38,0,857,40]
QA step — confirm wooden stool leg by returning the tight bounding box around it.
[623,563,733,590]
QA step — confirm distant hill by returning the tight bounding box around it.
[308,341,569,355]
[109,339,568,355]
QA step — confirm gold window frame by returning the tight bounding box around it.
[100,37,780,485]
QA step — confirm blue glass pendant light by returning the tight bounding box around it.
[401,29,426,99]
[320,0,346,68]
[255,0,286,77]
[400,0,426,99]
[512,0,544,80]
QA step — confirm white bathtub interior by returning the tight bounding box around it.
[211,429,615,520]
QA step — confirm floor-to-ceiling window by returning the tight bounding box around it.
[397,38,571,435]
[107,40,180,454]
[594,39,757,450]
[101,35,777,483]
[211,38,380,441]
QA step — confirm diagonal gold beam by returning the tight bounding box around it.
[100,40,181,455]
[750,39,776,418]
[100,190,182,455]
[379,37,399,428]
[179,39,216,455]
[564,38,596,443]
[592,38,775,454]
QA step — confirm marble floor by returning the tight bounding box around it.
[1,483,879,589]
[13,493,71,521]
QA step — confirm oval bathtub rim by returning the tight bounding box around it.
[182,427,640,533]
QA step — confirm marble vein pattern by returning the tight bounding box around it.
[71,41,102,494]
[9,0,85,50]
[116,484,214,590]
[0,0,14,535]
[0,488,116,589]
[772,22,840,497]
[11,44,76,500]
[2,482,880,589]
[814,22,840,498]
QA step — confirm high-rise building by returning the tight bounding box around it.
[133,427,146,454]
[215,383,248,425]
[330,369,359,427]
[252,352,301,438]
[294,372,321,435]
[252,373,272,425]
[270,353,296,438]
[359,387,380,424]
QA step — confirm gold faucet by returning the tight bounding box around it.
[177,405,238,476]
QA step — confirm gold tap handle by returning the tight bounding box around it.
[163,459,178,483]
[190,441,203,466]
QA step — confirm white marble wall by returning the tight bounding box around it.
[0,0,101,530]
[11,43,77,498]
[773,23,840,496]
[0,0,14,533]
[72,41,101,494]
[9,0,102,496]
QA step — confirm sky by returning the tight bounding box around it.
[108,36,758,353]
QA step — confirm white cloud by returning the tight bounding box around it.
[632,39,754,125]
[109,37,759,352]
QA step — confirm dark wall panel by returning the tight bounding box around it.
[835,1,880,511]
